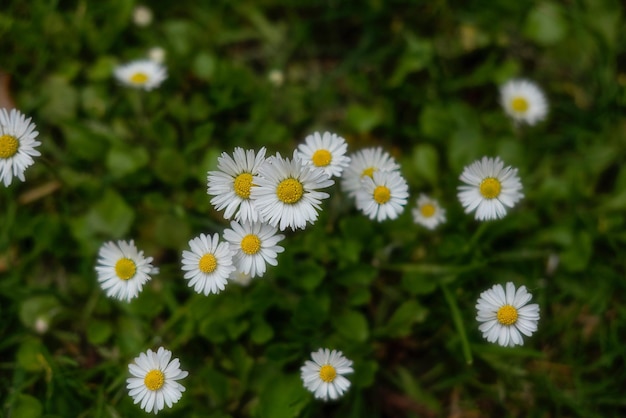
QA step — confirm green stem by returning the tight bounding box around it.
[441,283,473,365]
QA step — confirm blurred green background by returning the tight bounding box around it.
[1,0,626,417]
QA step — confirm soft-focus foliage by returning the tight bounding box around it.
[1,0,626,417]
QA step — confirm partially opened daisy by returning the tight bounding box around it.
[500,79,548,125]
[0,108,41,187]
[301,348,353,402]
[127,347,188,414]
[297,131,351,178]
[223,220,285,278]
[411,193,446,230]
[355,170,409,222]
[95,240,159,302]
[207,147,267,223]
[457,156,523,221]
[476,282,540,347]
[251,150,334,231]
[114,59,167,91]
[181,233,235,296]
[341,147,400,197]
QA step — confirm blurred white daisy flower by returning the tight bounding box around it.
[341,147,400,197]
[127,347,188,414]
[251,151,334,231]
[0,108,41,187]
[207,147,267,223]
[355,170,409,222]
[181,233,235,296]
[114,59,167,91]
[297,131,351,178]
[411,193,446,230]
[457,156,523,221]
[500,79,548,125]
[476,282,540,347]
[132,5,153,27]
[301,348,353,402]
[229,267,253,286]
[223,220,285,278]
[148,47,166,64]
[95,240,159,302]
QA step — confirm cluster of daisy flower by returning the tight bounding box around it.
[4,27,549,410]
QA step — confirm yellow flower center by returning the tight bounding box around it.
[198,253,218,273]
[497,304,518,326]
[479,177,501,199]
[373,185,391,204]
[0,134,19,159]
[361,167,376,178]
[318,364,337,383]
[311,149,332,167]
[511,97,529,113]
[234,173,253,199]
[130,72,149,84]
[276,178,304,204]
[144,369,165,391]
[241,234,261,255]
[420,203,436,218]
[115,258,136,280]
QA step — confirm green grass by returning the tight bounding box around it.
[1,0,626,417]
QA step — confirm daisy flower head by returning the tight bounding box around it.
[457,156,523,221]
[500,79,548,125]
[476,282,540,347]
[411,193,446,230]
[95,240,159,302]
[0,108,41,187]
[181,233,236,296]
[127,347,188,414]
[301,348,354,402]
[114,59,167,91]
[207,147,267,223]
[355,170,409,222]
[223,220,285,278]
[341,147,401,197]
[297,131,351,178]
[250,150,334,231]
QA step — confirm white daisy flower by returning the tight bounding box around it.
[229,267,253,286]
[223,220,285,278]
[411,193,446,230]
[114,59,167,91]
[476,282,540,347]
[181,233,236,296]
[500,79,548,125]
[300,348,353,402]
[207,147,267,223]
[127,347,188,414]
[250,151,334,231]
[457,156,523,221]
[132,5,153,27]
[341,147,400,197]
[0,108,41,187]
[355,170,409,222]
[95,240,159,302]
[297,131,351,178]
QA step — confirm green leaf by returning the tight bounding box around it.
[193,52,217,81]
[106,144,149,177]
[334,310,369,342]
[257,373,309,418]
[411,144,439,185]
[19,295,61,331]
[346,104,384,134]
[83,188,135,238]
[10,394,43,418]
[154,148,189,185]
[379,300,428,338]
[523,2,568,46]
[16,338,46,372]
[86,319,113,345]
